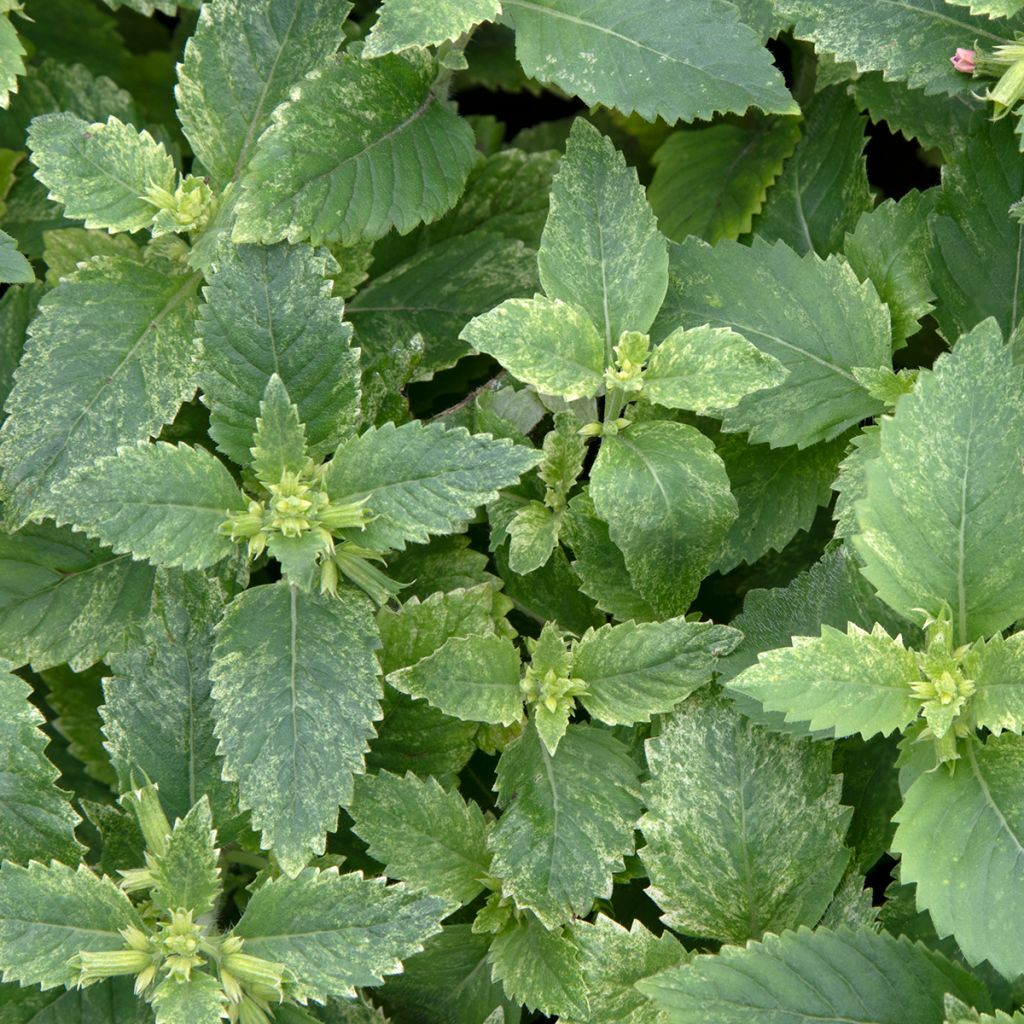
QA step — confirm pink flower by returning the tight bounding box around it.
[951,48,976,74]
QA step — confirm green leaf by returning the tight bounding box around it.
[653,236,887,448]
[41,664,116,789]
[774,0,1023,95]
[197,242,360,467]
[0,663,82,865]
[324,421,541,552]
[574,618,740,725]
[364,0,500,56]
[589,420,736,618]
[964,633,1024,735]
[503,0,797,123]
[387,633,522,725]
[538,119,668,351]
[0,861,141,990]
[489,913,587,1019]
[176,0,349,189]
[843,192,936,349]
[42,228,140,288]
[854,320,1024,642]
[0,11,24,112]
[0,229,32,285]
[103,570,240,834]
[506,501,558,574]
[564,916,688,1024]
[489,722,641,928]
[211,582,381,876]
[63,442,245,571]
[753,86,872,257]
[0,283,41,420]
[234,51,475,246]
[0,519,155,672]
[250,375,308,483]
[350,771,490,905]
[644,325,787,415]
[0,977,151,1023]
[0,255,201,526]
[649,117,800,245]
[151,972,227,1024]
[639,925,990,1023]
[728,622,922,739]
[233,868,451,1001]
[27,114,175,234]
[461,296,606,400]
[641,691,851,943]
[149,797,220,918]
[894,734,1024,981]
[928,119,1024,342]
[833,733,902,873]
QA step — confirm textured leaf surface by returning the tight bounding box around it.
[198,242,359,466]
[149,797,220,918]
[151,972,226,1024]
[964,633,1024,735]
[234,51,475,245]
[350,771,490,905]
[364,0,500,56]
[0,12,24,112]
[211,583,381,876]
[574,618,740,725]
[233,869,450,1001]
[641,692,851,943]
[0,664,82,864]
[324,421,540,552]
[0,861,141,989]
[589,420,736,617]
[461,296,606,400]
[0,255,201,525]
[0,976,151,1023]
[538,119,667,349]
[176,0,349,188]
[728,623,921,739]
[503,0,797,122]
[0,283,41,419]
[489,723,641,928]
[653,237,887,448]
[854,320,1024,642]
[27,114,175,233]
[893,734,1024,980]
[0,230,32,285]
[0,520,155,672]
[650,117,800,245]
[64,443,245,571]
[506,501,558,574]
[639,925,988,1023]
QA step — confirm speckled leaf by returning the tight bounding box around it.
[928,119,1024,342]
[564,916,688,1024]
[644,325,787,415]
[211,582,382,876]
[324,421,541,552]
[176,0,350,189]
[503,0,797,123]
[0,12,24,111]
[963,633,1024,735]
[233,868,451,1001]
[234,51,476,246]
[0,230,31,285]
[774,0,1023,95]
[506,501,558,574]
[893,734,1024,981]
[489,914,587,1020]
[151,972,227,1024]
[650,117,800,245]
[198,242,360,467]
[42,663,116,789]
[364,0,500,56]
[0,664,82,865]
[946,0,1024,13]
[653,237,887,448]
[639,925,989,1023]
[149,797,220,918]
[489,722,641,928]
[0,520,155,672]
[461,296,606,400]
[0,255,202,526]
[0,976,152,1023]
[574,618,740,725]
[0,861,141,990]
[753,86,872,257]
[589,420,736,618]
[103,571,240,835]
[538,119,668,351]
[727,623,922,739]
[41,228,140,287]
[0,283,41,420]
[350,771,490,905]
[248,376,307,485]
[854,320,1024,642]
[27,114,175,233]
[387,633,522,725]
[63,442,245,571]
[641,691,851,943]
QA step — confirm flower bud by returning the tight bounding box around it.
[951,47,976,73]
[121,784,172,857]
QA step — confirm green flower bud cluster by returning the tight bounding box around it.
[144,174,216,236]
[603,330,650,395]
[520,624,588,753]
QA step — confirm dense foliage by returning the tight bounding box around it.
[1,0,1024,1021]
